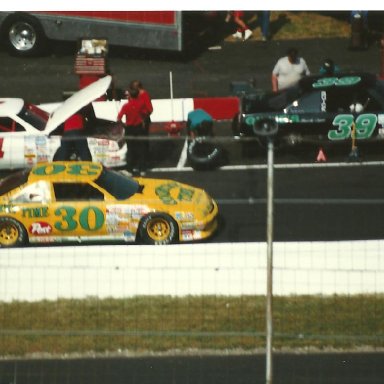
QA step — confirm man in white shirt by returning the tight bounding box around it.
[271,47,310,92]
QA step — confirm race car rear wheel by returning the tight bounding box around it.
[138,213,179,245]
[2,12,47,56]
[252,119,278,137]
[0,217,28,248]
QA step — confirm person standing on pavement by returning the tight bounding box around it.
[56,109,92,161]
[128,80,153,173]
[117,87,148,176]
[260,11,270,41]
[225,11,253,41]
[271,47,310,92]
[129,80,153,133]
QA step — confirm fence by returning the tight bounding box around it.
[0,239,384,383]
[1,130,384,383]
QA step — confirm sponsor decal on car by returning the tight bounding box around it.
[105,205,144,234]
[312,76,361,89]
[175,212,195,221]
[54,206,104,232]
[32,162,101,176]
[181,230,194,241]
[0,204,14,213]
[35,136,47,145]
[22,207,49,218]
[155,182,195,205]
[29,222,52,235]
[244,114,300,126]
[321,91,327,112]
[123,230,136,240]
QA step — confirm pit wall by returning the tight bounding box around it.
[1,240,383,302]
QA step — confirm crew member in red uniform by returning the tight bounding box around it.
[128,80,153,162]
[117,87,148,176]
[56,110,92,161]
[129,80,153,132]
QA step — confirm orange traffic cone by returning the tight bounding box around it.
[316,147,327,162]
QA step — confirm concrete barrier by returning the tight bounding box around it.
[1,240,383,302]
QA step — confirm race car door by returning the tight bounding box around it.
[50,181,108,241]
[284,89,329,140]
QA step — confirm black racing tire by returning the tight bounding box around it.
[187,137,224,171]
[1,12,47,56]
[0,217,28,248]
[138,213,179,245]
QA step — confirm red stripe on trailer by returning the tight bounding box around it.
[36,11,176,25]
[193,97,239,120]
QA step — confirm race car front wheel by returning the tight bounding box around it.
[0,217,28,248]
[138,213,179,245]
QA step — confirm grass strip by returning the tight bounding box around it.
[0,295,383,356]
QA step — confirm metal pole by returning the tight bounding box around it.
[266,137,274,384]
[169,71,174,120]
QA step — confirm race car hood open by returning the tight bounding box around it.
[44,75,112,134]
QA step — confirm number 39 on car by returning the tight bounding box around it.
[0,161,219,247]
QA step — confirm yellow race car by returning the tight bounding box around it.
[0,161,219,247]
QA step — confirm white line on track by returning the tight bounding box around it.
[217,197,384,205]
[151,160,384,173]
[176,137,189,169]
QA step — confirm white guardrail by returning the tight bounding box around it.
[1,241,384,302]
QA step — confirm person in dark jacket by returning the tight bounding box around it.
[56,110,92,161]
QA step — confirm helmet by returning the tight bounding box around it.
[322,58,335,75]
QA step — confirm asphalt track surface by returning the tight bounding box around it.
[1,33,384,383]
[0,35,381,103]
[0,352,384,384]
[152,163,384,243]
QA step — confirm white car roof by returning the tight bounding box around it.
[45,75,112,133]
[0,98,24,117]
